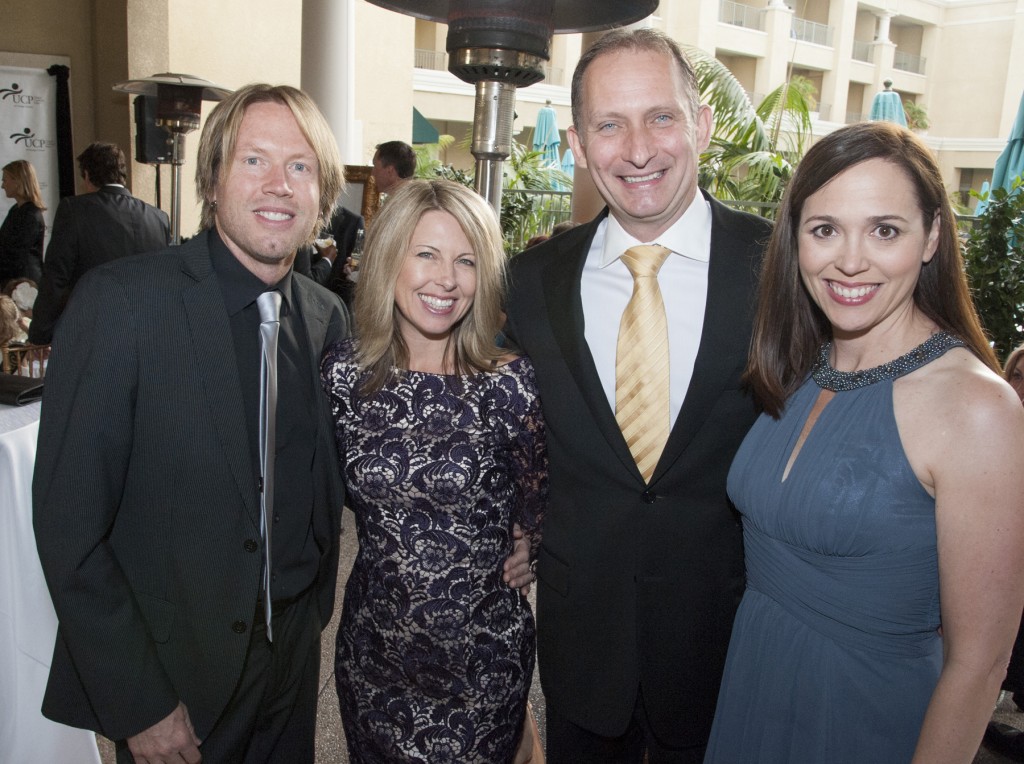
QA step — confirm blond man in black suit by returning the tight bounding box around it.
[34,84,349,763]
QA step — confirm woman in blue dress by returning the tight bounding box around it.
[705,122,1024,763]
[321,180,547,763]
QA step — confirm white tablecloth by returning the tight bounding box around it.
[0,402,101,763]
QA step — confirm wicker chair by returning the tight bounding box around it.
[1,343,50,378]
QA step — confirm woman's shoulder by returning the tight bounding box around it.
[322,336,359,369]
[491,353,541,395]
[904,346,1016,418]
[897,346,1024,484]
[493,353,535,375]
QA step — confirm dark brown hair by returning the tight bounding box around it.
[747,121,997,417]
[77,142,127,186]
[373,140,416,180]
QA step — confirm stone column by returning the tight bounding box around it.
[301,0,359,164]
[874,11,893,43]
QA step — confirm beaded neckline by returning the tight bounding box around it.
[811,331,964,392]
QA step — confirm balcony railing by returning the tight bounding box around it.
[719,0,765,31]
[846,111,864,124]
[893,50,926,75]
[852,39,872,62]
[414,49,447,71]
[791,17,833,47]
[504,189,573,252]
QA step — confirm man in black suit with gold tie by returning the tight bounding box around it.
[33,84,350,763]
[505,29,771,763]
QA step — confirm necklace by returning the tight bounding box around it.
[811,331,964,392]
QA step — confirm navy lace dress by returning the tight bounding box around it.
[321,339,548,763]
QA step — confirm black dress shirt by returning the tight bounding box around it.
[208,229,320,602]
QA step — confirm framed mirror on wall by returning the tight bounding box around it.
[342,165,379,228]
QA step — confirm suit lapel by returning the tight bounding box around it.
[180,237,260,527]
[292,275,331,371]
[654,196,758,481]
[543,216,642,477]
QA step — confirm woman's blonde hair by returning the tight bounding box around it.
[0,295,22,346]
[1004,343,1024,382]
[354,179,506,393]
[2,160,46,210]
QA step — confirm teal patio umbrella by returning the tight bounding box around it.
[976,92,1024,215]
[992,91,1024,193]
[869,80,907,127]
[561,145,575,176]
[532,101,561,169]
[557,146,575,190]
[975,180,992,215]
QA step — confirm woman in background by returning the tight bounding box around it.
[0,160,46,287]
[705,122,1024,763]
[321,179,547,763]
[1004,343,1024,404]
[982,342,1024,760]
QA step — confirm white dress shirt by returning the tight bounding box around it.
[581,194,712,429]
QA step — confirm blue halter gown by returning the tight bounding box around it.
[704,334,964,763]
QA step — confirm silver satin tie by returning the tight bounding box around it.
[257,290,282,642]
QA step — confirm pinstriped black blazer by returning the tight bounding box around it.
[32,231,349,742]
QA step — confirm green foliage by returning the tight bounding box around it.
[686,45,815,210]
[903,100,930,132]
[413,135,457,178]
[423,140,573,252]
[963,179,1024,359]
[504,141,573,191]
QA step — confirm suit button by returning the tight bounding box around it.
[641,490,657,504]
[243,539,258,553]
[232,620,247,634]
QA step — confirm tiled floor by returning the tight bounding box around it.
[96,523,1019,762]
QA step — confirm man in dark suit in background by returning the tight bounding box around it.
[294,203,364,307]
[504,28,771,763]
[28,141,170,344]
[33,83,350,763]
[370,139,415,197]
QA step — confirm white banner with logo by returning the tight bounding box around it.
[0,65,59,249]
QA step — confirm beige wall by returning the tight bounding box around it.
[164,0,304,237]
[354,2,415,167]
[2,0,307,236]
[2,0,96,196]
[6,0,1023,227]
[928,2,1016,139]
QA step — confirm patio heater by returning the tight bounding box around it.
[366,0,658,217]
[113,74,232,244]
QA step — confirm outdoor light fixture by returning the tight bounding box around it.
[366,0,658,215]
[113,73,232,244]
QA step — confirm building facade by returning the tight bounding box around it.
[2,0,1021,234]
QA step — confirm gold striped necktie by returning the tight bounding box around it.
[615,245,671,483]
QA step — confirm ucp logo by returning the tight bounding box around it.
[10,128,54,151]
[0,83,44,107]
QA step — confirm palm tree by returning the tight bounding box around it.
[686,45,814,211]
